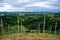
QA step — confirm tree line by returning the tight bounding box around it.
[0,12,60,35]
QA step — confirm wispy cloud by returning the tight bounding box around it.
[17,0,29,3]
[0,3,25,11]
[23,0,60,9]
[0,0,60,12]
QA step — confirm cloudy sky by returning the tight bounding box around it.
[0,0,60,12]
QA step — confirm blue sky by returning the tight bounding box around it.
[0,0,60,12]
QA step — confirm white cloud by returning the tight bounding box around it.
[0,3,25,11]
[23,1,59,9]
[0,0,60,12]
[17,0,29,3]
[0,3,12,11]
[3,3,12,8]
[48,0,58,2]
[24,2,50,7]
[47,0,58,4]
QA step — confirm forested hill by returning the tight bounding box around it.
[0,12,60,35]
[0,12,60,15]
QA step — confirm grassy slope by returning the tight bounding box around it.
[0,33,60,40]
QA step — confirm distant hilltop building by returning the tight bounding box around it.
[0,14,4,16]
[19,14,25,16]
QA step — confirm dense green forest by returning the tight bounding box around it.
[0,12,60,36]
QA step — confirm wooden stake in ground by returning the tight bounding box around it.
[37,23,40,33]
[54,22,57,35]
[49,25,52,34]
[43,14,45,34]
[8,24,10,34]
[17,16,20,34]
[20,22,23,33]
[1,18,4,35]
